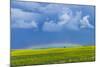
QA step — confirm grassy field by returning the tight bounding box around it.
[11,46,95,67]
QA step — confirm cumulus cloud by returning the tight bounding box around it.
[43,11,82,32]
[12,2,71,15]
[11,8,40,29]
[80,15,94,29]
[40,4,67,14]
[11,1,41,12]
[42,11,71,32]
[43,10,94,32]
[11,8,33,21]
[43,20,62,32]
[11,8,41,21]
[11,2,94,31]
[12,20,38,28]
[58,9,72,25]
[64,11,82,30]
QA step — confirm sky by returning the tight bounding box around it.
[11,1,95,49]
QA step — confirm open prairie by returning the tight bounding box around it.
[11,45,95,66]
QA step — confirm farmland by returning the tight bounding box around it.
[11,46,95,67]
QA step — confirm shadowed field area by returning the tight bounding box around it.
[11,46,95,66]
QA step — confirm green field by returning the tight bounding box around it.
[11,46,95,67]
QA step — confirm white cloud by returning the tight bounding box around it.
[11,2,94,31]
[43,20,62,32]
[11,8,33,21]
[12,1,41,12]
[42,9,71,32]
[40,4,94,31]
[12,2,73,16]
[11,8,39,29]
[58,8,72,25]
[64,11,82,30]
[12,20,38,28]
[43,11,94,32]
[40,4,71,16]
[80,15,94,29]
[11,8,41,21]
[40,4,61,14]
[43,11,82,32]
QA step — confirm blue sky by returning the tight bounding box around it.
[11,1,95,49]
